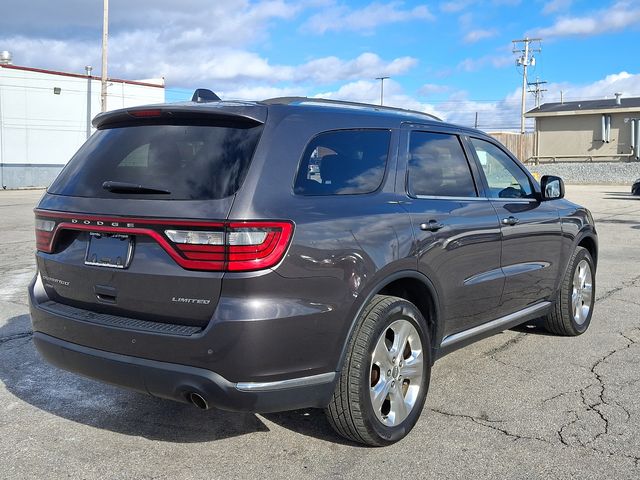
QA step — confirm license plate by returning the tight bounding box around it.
[85,233,134,269]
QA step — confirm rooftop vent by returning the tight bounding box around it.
[0,51,12,65]
[191,88,220,103]
[614,92,622,105]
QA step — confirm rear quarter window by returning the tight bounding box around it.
[294,129,391,195]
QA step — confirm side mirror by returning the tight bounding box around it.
[541,175,565,200]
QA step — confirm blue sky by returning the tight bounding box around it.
[1,0,639,129]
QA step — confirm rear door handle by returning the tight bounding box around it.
[502,216,520,226]
[420,220,445,232]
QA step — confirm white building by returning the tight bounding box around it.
[0,55,165,188]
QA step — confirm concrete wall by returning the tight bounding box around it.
[0,65,165,188]
[536,113,638,160]
[1,164,63,189]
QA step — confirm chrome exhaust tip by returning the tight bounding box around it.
[188,392,209,410]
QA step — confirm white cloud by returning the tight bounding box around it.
[307,71,640,133]
[535,1,640,37]
[440,1,473,13]
[293,53,417,83]
[441,0,519,13]
[541,71,640,102]
[313,79,446,119]
[1,35,417,89]
[542,0,572,15]
[303,1,434,34]
[463,29,498,43]
[418,83,452,96]
[0,0,301,46]
[439,71,640,130]
[219,85,306,100]
[457,53,512,72]
[0,37,101,75]
[492,0,521,5]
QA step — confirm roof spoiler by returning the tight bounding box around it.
[92,103,266,129]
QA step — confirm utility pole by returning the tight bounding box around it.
[474,112,478,129]
[85,66,93,139]
[375,76,389,106]
[0,79,4,189]
[100,0,109,112]
[528,77,547,108]
[512,37,541,133]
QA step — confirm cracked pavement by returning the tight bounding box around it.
[1,185,639,479]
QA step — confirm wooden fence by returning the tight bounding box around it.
[488,132,535,164]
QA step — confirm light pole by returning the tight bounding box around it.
[100,0,109,112]
[376,76,389,106]
[85,65,93,139]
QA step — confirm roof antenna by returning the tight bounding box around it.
[192,88,220,103]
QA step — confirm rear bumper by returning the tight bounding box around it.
[33,331,336,413]
[29,273,338,412]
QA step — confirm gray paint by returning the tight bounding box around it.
[29,98,598,412]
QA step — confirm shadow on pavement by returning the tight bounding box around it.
[603,192,639,201]
[511,316,554,335]
[0,314,349,444]
[1,314,353,445]
[0,314,273,443]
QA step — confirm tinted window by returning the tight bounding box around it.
[49,123,263,200]
[470,138,534,199]
[408,132,477,197]
[294,130,390,195]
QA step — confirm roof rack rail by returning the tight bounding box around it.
[261,96,441,121]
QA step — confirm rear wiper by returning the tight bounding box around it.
[102,181,171,194]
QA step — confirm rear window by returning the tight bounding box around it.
[48,123,263,200]
[294,129,390,195]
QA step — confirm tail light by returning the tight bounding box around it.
[35,218,56,253]
[165,222,293,271]
[226,222,293,271]
[34,210,293,272]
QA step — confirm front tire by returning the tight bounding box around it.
[543,246,595,336]
[325,295,431,446]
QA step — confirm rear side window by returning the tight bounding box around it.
[294,129,390,195]
[48,123,263,200]
[408,132,477,197]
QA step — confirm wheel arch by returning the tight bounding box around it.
[336,271,442,373]
[577,231,598,267]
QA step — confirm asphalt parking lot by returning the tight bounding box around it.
[1,185,639,479]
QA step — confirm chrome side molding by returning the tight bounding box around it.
[440,301,551,349]
[236,372,336,392]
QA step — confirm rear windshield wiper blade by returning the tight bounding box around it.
[102,181,171,194]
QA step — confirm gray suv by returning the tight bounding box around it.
[29,94,597,445]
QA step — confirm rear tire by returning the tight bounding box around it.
[543,246,595,336]
[325,295,431,446]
